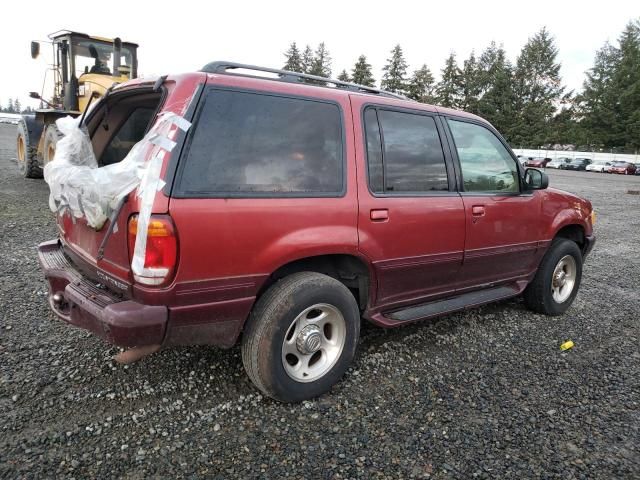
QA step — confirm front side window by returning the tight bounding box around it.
[364,108,449,193]
[178,90,344,196]
[448,120,519,193]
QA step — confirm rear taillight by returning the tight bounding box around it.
[128,214,177,286]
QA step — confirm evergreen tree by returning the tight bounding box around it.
[6,98,14,113]
[308,42,332,78]
[461,51,481,113]
[283,42,303,72]
[337,69,351,82]
[612,20,640,149]
[14,99,21,114]
[351,55,375,86]
[435,53,464,108]
[576,42,620,148]
[406,64,435,103]
[512,27,565,146]
[476,42,517,138]
[548,95,581,146]
[301,45,314,74]
[381,45,408,94]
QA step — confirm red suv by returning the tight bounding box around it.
[39,62,595,402]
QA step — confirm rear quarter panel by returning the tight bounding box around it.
[165,77,359,342]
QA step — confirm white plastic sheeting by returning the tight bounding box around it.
[44,112,191,273]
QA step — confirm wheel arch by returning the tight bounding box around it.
[553,223,586,252]
[256,253,375,311]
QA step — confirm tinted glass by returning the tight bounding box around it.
[364,108,384,192]
[365,109,448,193]
[448,120,519,193]
[101,107,154,165]
[179,90,343,195]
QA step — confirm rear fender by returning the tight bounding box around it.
[253,226,361,274]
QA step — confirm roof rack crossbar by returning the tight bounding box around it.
[200,61,406,100]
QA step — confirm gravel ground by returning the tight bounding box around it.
[1,123,639,479]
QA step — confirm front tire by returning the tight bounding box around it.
[241,272,360,402]
[524,238,583,316]
[16,119,42,178]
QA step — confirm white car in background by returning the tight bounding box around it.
[586,160,612,173]
[546,157,572,169]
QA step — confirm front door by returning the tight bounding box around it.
[445,118,542,289]
[352,97,466,308]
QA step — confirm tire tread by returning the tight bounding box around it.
[241,272,356,401]
[524,238,582,315]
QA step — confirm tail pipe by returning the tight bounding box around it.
[114,344,161,364]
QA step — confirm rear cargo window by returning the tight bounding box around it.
[177,89,344,196]
[100,107,155,165]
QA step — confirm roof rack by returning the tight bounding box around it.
[200,61,407,100]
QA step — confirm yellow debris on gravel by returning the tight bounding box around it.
[560,340,575,351]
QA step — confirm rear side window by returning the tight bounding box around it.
[364,108,449,193]
[177,89,344,196]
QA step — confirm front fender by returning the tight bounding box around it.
[542,188,593,239]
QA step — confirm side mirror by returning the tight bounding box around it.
[31,41,40,59]
[524,168,549,190]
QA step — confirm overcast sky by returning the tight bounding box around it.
[0,0,637,108]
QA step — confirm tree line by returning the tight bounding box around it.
[283,19,640,152]
[0,98,35,114]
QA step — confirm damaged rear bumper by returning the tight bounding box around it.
[38,239,167,347]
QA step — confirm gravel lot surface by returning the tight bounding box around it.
[1,123,639,479]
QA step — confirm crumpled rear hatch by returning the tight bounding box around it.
[44,76,202,294]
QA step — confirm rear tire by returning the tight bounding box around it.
[16,119,42,178]
[524,238,583,316]
[43,124,62,166]
[241,272,360,403]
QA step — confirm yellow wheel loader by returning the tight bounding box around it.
[16,30,138,178]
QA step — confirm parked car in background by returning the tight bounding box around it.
[526,157,552,168]
[547,158,572,169]
[37,62,596,402]
[608,161,637,175]
[564,158,592,171]
[517,155,530,166]
[586,160,613,173]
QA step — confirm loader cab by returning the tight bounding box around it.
[39,31,138,112]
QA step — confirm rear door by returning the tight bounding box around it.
[352,97,466,308]
[443,117,542,289]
